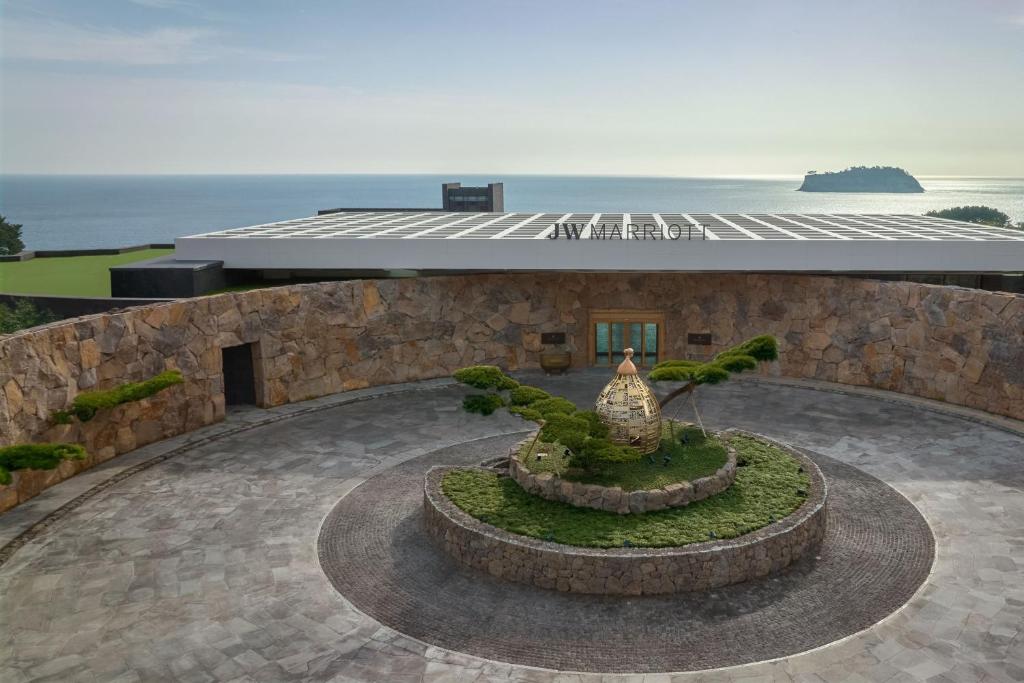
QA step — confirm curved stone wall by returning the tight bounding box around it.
[508,432,738,514]
[424,437,827,595]
[1,273,1022,511]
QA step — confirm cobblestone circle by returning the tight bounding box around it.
[318,432,935,673]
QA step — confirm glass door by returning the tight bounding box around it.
[590,311,664,367]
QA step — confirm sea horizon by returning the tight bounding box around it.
[4,172,1024,180]
[1,173,1022,250]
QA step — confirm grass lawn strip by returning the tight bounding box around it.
[0,249,173,297]
[443,433,810,549]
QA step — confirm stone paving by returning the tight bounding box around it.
[0,371,1022,681]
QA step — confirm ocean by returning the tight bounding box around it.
[1,174,1022,250]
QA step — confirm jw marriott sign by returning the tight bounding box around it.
[547,222,710,240]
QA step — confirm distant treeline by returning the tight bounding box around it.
[926,206,1023,230]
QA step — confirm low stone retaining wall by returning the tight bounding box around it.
[3,271,1021,516]
[0,385,190,514]
[507,431,738,514]
[424,435,827,595]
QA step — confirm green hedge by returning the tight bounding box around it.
[55,370,184,423]
[0,443,87,485]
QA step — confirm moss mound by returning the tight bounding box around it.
[442,434,811,548]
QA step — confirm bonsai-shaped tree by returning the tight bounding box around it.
[453,365,639,473]
[648,335,779,436]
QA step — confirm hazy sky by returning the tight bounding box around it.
[2,0,1023,176]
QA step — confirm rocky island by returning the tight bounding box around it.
[798,166,924,193]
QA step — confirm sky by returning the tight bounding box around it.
[1,0,1023,177]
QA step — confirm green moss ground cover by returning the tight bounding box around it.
[0,249,173,297]
[520,422,726,490]
[442,434,811,548]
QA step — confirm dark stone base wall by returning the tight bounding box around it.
[1,273,1022,511]
[423,441,827,595]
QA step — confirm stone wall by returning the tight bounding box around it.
[508,432,738,514]
[1,273,1022,511]
[423,439,828,595]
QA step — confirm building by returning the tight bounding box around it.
[112,209,1024,299]
[441,182,503,212]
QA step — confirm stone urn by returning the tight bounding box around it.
[594,348,662,455]
[539,350,571,374]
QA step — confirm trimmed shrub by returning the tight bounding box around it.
[64,370,184,422]
[714,353,757,373]
[509,405,543,422]
[647,364,697,382]
[539,411,639,473]
[570,439,640,471]
[453,366,519,391]
[0,443,86,476]
[733,335,779,362]
[575,410,609,439]
[0,466,8,486]
[693,364,730,385]
[649,335,778,387]
[530,397,577,419]
[652,359,702,371]
[539,413,591,452]
[463,394,505,415]
[509,385,550,406]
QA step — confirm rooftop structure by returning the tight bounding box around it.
[175,211,1024,273]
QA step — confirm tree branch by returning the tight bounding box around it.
[657,382,695,409]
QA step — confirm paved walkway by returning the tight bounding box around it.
[1,372,1022,681]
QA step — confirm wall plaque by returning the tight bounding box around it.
[541,332,566,345]
[687,332,712,346]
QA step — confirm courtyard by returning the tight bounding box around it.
[1,372,1021,681]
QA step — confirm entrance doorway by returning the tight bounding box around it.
[222,343,257,406]
[589,310,664,367]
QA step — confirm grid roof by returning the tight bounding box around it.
[187,212,1024,242]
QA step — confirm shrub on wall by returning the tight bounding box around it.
[53,370,184,424]
[0,443,87,485]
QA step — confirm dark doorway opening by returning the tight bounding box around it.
[222,343,257,406]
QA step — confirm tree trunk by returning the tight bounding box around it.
[657,382,695,409]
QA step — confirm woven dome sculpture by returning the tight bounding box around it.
[594,348,662,455]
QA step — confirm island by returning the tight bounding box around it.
[798,166,924,193]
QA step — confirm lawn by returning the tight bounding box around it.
[521,422,727,491]
[0,249,173,297]
[442,433,811,548]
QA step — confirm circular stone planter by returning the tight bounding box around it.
[423,433,827,595]
[508,430,738,514]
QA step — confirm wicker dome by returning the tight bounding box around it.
[594,348,662,455]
